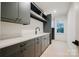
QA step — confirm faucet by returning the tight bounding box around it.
[35,27,40,35]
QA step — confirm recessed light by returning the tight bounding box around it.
[53,10,56,13]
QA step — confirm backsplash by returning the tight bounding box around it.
[0,21,22,40]
[22,18,43,36]
[0,18,43,40]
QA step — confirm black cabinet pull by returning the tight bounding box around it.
[44,38,46,40]
[20,43,26,47]
[37,41,39,44]
[37,38,39,40]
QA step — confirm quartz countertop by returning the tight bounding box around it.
[0,33,49,49]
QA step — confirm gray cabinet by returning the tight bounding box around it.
[44,35,49,49]
[41,36,45,52]
[46,34,50,48]
[41,35,49,53]
[8,50,23,57]
[1,2,30,25]
[18,2,30,25]
[1,2,19,23]
[0,43,21,57]
[20,39,35,57]
[44,14,52,44]
[35,37,42,57]
[0,39,35,57]
[0,34,49,57]
[42,36,46,52]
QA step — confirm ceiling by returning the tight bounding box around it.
[35,2,72,17]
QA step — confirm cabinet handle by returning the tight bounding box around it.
[15,18,19,21]
[15,17,22,22]
[20,43,26,47]
[44,38,46,40]
[37,38,39,40]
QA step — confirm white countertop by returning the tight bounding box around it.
[0,33,49,49]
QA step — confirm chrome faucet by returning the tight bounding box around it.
[35,27,40,35]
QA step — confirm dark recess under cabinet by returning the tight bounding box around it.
[31,2,47,23]
[31,3,41,15]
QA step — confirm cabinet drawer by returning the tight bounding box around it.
[19,39,35,57]
[0,43,20,57]
[20,39,35,57]
[22,44,34,57]
[7,50,23,57]
[20,39,34,48]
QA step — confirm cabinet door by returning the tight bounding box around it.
[47,34,50,46]
[8,50,23,57]
[44,35,48,49]
[41,35,48,53]
[35,38,42,57]
[0,50,2,56]
[21,39,35,57]
[19,2,30,25]
[22,44,34,57]
[0,43,20,57]
[41,36,45,52]
[1,2,19,22]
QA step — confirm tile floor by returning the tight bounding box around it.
[41,40,71,57]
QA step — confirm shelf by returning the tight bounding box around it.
[30,10,47,23]
[42,13,47,20]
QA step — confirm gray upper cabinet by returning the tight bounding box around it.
[1,2,19,23]
[1,2,30,25]
[18,2,30,25]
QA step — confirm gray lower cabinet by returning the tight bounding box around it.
[20,39,35,57]
[0,34,50,57]
[1,2,30,25]
[35,37,42,57]
[42,36,46,52]
[8,50,23,57]
[47,34,50,46]
[41,35,49,53]
[0,43,21,57]
[0,39,35,57]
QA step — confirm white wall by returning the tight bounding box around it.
[22,18,43,36]
[75,3,79,42]
[55,16,67,41]
[0,18,43,40]
[0,22,22,40]
[51,15,55,28]
[67,2,79,56]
